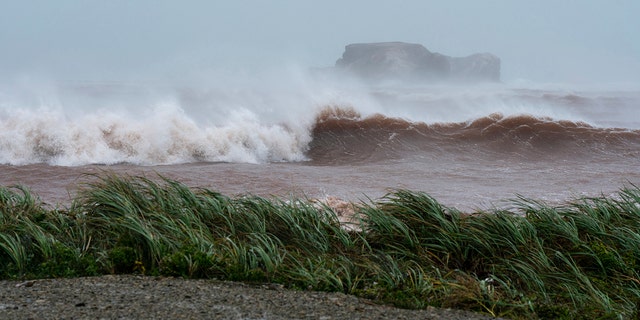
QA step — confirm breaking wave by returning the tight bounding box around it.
[0,81,638,166]
[308,107,640,164]
[0,105,311,166]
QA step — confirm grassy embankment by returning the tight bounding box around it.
[1,174,639,319]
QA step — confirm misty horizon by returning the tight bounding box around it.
[1,1,639,85]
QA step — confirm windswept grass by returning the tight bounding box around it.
[1,174,640,319]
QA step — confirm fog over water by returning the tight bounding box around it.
[1,1,638,84]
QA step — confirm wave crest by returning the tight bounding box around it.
[308,108,640,164]
[0,107,310,166]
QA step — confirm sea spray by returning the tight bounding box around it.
[0,102,312,165]
[1,75,639,166]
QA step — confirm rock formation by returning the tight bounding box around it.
[448,53,501,82]
[334,42,500,83]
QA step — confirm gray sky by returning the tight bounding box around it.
[1,0,639,84]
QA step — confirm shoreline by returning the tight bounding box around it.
[1,174,639,318]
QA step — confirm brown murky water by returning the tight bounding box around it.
[1,155,637,212]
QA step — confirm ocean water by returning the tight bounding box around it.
[1,77,639,211]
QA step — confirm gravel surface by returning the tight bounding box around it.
[0,275,498,319]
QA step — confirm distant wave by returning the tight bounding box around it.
[308,107,640,165]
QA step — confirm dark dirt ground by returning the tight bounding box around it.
[0,275,499,319]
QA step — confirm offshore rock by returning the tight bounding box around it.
[448,53,501,82]
[335,42,500,83]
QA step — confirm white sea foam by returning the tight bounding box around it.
[0,74,325,166]
[0,102,314,166]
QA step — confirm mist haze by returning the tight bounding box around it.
[1,1,639,84]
